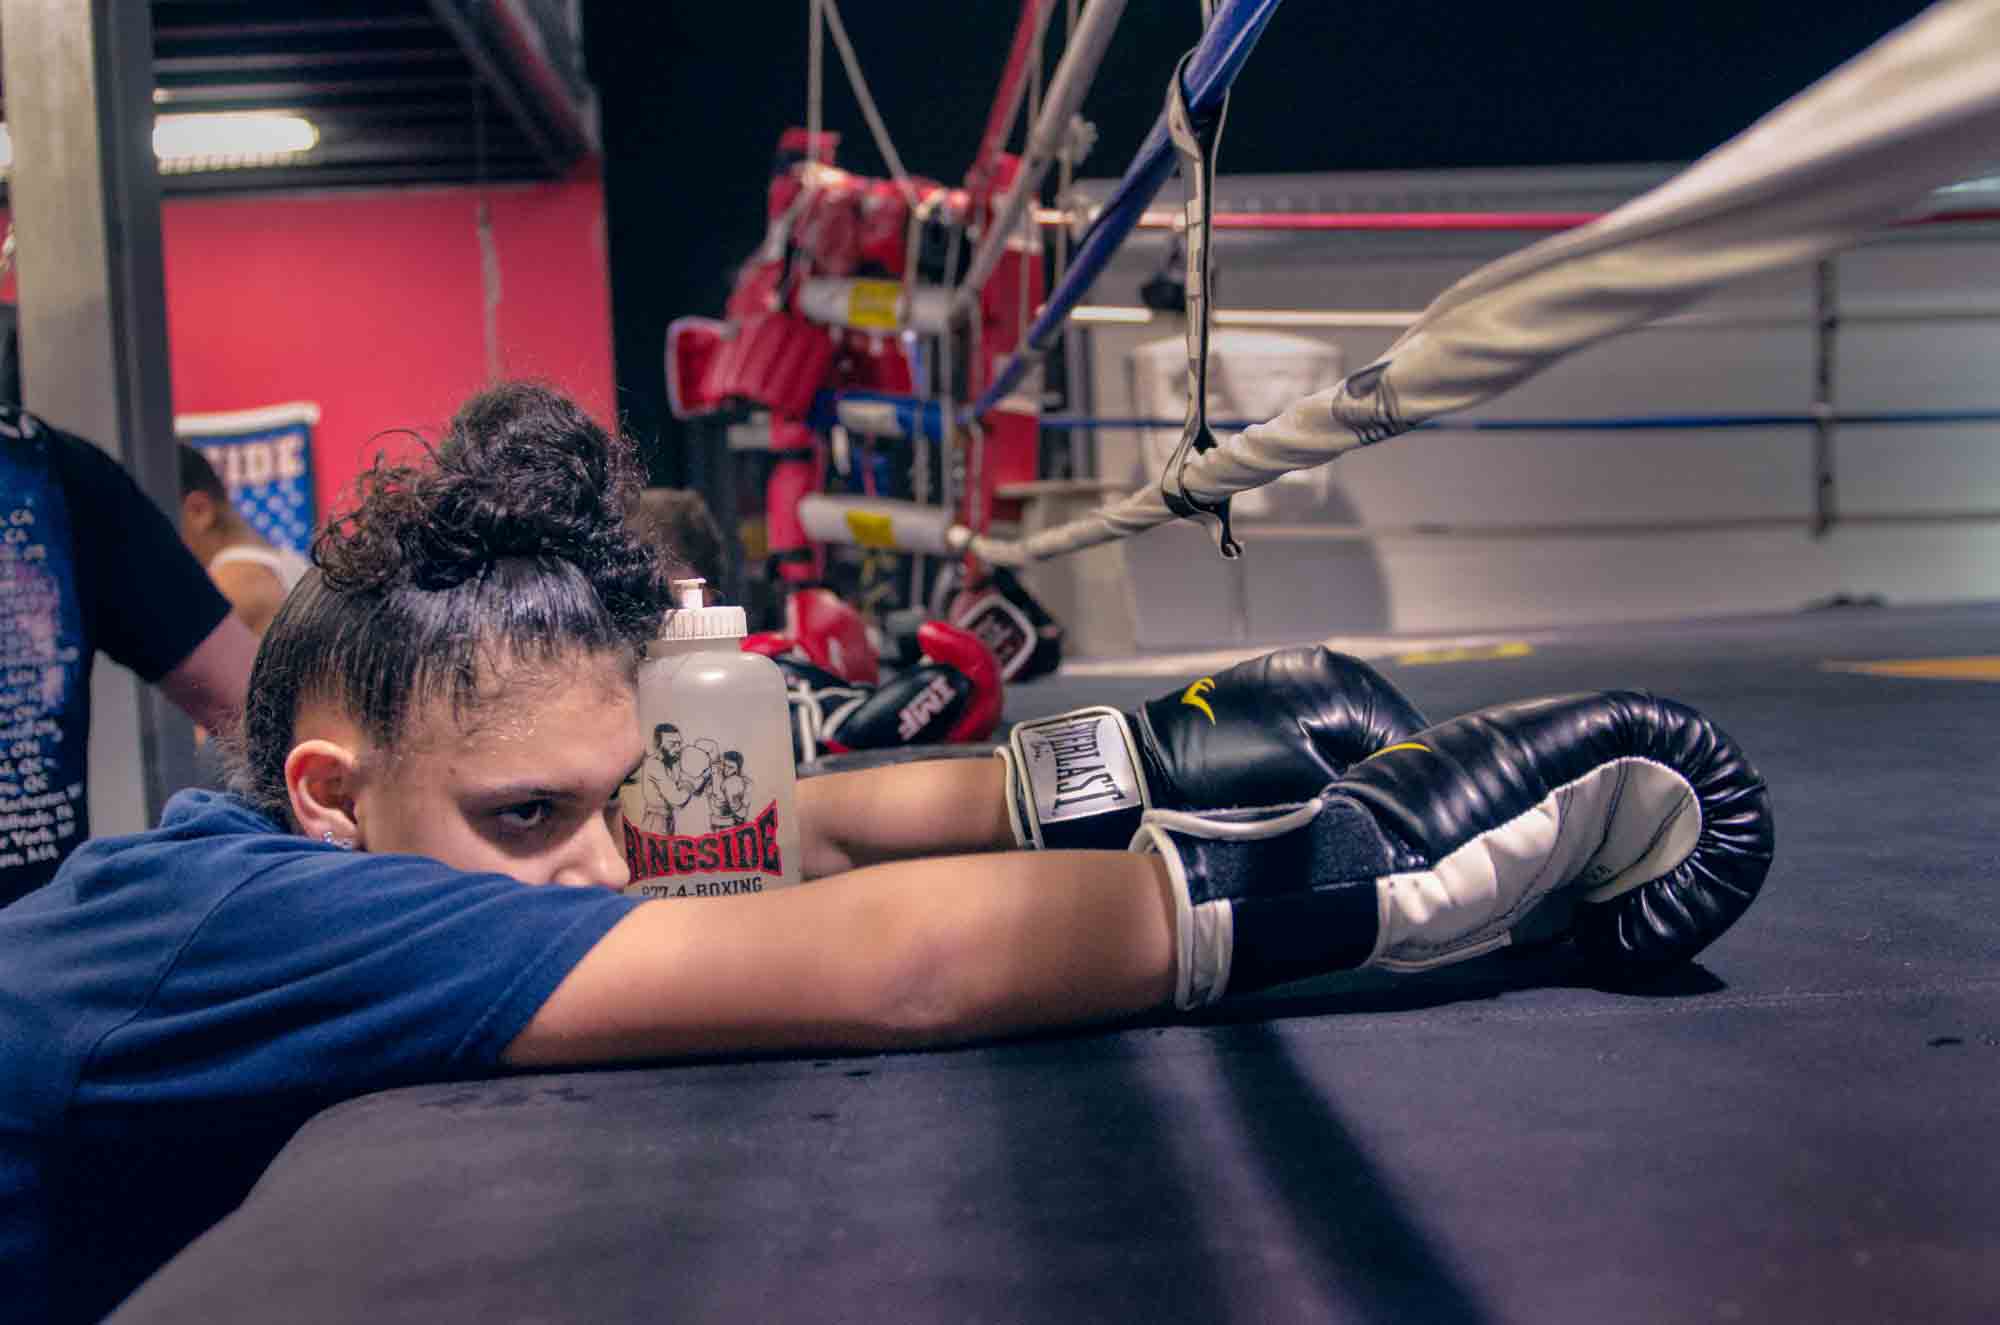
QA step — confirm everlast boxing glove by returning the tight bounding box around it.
[1130,691,1775,1008]
[999,646,1429,850]
[748,621,1002,764]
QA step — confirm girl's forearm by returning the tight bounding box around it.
[800,757,1014,877]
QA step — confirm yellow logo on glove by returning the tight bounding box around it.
[1180,677,1218,723]
[1364,741,1432,761]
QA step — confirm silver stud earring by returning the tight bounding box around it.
[321,830,354,850]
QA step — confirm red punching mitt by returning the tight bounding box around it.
[665,317,727,419]
[703,311,834,421]
[785,587,880,685]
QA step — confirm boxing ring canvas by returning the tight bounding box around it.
[111,601,2000,1325]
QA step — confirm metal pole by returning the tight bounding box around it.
[2,0,195,832]
[814,0,1284,438]
[950,0,1127,322]
[968,0,1283,421]
[963,0,1058,203]
[1812,259,1840,538]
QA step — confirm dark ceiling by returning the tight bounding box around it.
[141,0,595,194]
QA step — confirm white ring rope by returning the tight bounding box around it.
[956,0,2000,566]
[806,0,823,160]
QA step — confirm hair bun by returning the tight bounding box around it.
[316,383,667,633]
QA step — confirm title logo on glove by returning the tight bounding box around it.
[1019,710,1142,825]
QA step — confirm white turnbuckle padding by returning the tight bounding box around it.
[1371,757,1700,972]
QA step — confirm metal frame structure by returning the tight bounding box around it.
[796,0,2000,571]
[1,0,190,833]
[816,0,1285,444]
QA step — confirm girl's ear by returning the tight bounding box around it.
[284,739,361,846]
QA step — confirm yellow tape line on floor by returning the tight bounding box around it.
[1821,656,2000,682]
[1396,642,1534,666]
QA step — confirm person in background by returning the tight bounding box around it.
[631,485,728,600]
[176,443,312,636]
[0,407,255,907]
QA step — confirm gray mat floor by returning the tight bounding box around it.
[116,602,2000,1324]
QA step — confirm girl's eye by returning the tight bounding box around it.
[496,800,554,832]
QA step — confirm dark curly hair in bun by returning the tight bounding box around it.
[230,383,672,826]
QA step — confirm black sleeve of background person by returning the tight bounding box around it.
[0,304,22,410]
[50,428,233,682]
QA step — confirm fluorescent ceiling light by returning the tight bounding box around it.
[0,112,319,175]
[153,113,319,169]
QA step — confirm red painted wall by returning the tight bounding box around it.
[3,169,614,519]
[163,171,616,516]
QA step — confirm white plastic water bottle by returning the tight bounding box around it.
[619,578,802,897]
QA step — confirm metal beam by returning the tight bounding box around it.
[152,75,486,105]
[154,48,464,76]
[155,17,447,44]
[422,0,583,174]
[154,160,547,195]
[1,0,197,833]
[1812,259,1840,539]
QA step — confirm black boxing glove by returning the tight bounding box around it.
[998,646,1428,851]
[750,622,1003,764]
[1131,690,1775,1008]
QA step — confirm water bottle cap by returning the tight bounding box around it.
[662,579,746,641]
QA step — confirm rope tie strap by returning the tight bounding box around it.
[1160,45,1239,558]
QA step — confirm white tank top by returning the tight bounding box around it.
[208,542,312,594]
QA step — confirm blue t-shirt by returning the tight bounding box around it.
[0,789,644,1324]
[1,409,234,905]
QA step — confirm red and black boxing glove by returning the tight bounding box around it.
[747,621,1001,765]
[939,564,1063,684]
[997,646,1429,851]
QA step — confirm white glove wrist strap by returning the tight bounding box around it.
[1001,707,1150,851]
[1131,822,1232,1009]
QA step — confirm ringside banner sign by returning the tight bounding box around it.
[175,402,320,556]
